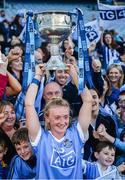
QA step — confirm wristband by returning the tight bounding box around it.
[31,78,40,86]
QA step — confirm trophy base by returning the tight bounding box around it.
[46,55,66,70]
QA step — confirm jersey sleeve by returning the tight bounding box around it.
[77,122,89,143]
[30,127,42,146]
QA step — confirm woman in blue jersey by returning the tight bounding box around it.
[25,63,93,179]
[96,31,119,73]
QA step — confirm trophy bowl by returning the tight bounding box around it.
[35,11,72,70]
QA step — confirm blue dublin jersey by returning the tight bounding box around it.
[7,155,36,179]
[31,122,87,179]
[82,160,117,179]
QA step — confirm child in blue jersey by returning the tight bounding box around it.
[25,64,93,179]
[82,141,125,179]
[0,137,8,179]
[7,127,36,179]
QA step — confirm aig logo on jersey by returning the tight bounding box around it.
[50,148,76,169]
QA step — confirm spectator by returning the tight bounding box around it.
[7,128,36,179]
[106,64,124,107]
[38,81,63,127]
[0,112,16,166]
[54,64,82,118]
[10,15,23,37]
[95,124,125,167]
[0,101,19,140]
[83,141,125,179]
[0,52,21,102]
[83,88,117,161]
[97,31,120,73]
[36,42,51,63]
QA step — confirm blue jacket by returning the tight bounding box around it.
[7,155,36,179]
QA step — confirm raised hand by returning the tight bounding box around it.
[93,124,107,140]
[92,58,102,72]
[117,162,125,173]
[34,63,46,81]
[80,87,93,103]
[7,46,23,62]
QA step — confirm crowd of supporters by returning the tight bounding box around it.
[1,6,125,179]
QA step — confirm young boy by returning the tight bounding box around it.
[82,141,125,179]
[0,137,8,179]
[7,127,36,179]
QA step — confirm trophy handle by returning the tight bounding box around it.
[67,11,77,36]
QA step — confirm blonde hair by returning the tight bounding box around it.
[107,64,124,88]
[43,97,70,130]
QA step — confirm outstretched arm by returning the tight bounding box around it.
[97,124,125,152]
[67,63,78,88]
[78,88,93,134]
[94,124,115,143]
[6,71,22,96]
[25,64,45,142]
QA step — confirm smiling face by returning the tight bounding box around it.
[45,106,70,139]
[108,67,122,85]
[104,34,112,45]
[43,82,63,103]
[90,89,100,113]
[15,141,33,160]
[11,57,23,71]
[55,70,69,87]
[95,146,115,169]
[2,105,16,129]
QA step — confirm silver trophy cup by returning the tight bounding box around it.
[36,11,72,70]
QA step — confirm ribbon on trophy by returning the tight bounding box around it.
[76,8,94,94]
[15,11,35,120]
[22,11,35,89]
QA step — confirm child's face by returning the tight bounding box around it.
[15,141,33,161]
[0,145,7,161]
[95,147,115,169]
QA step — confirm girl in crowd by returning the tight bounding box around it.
[92,62,124,113]
[105,64,124,108]
[10,14,24,37]
[36,42,51,64]
[0,51,22,102]
[25,63,93,179]
[6,44,23,104]
[7,44,23,83]
[97,31,120,73]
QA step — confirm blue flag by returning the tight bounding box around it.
[15,11,35,121]
[77,8,94,94]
